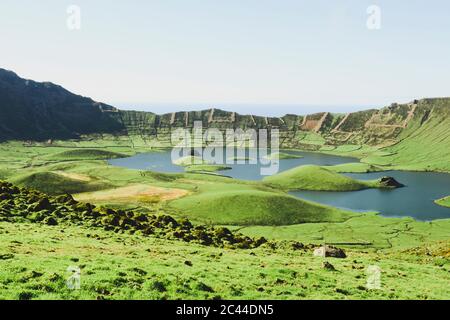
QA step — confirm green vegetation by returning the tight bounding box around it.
[0,143,449,300]
[173,156,211,166]
[0,180,266,249]
[282,99,450,175]
[0,220,448,300]
[1,69,449,174]
[263,165,380,191]
[10,172,112,195]
[170,182,356,225]
[435,196,450,208]
[47,149,127,161]
[325,163,383,173]
[0,221,448,300]
[264,152,303,160]
[360,99,450,173]
[1,180,448,300]
[240,213,450,250]
[1,70,450,300]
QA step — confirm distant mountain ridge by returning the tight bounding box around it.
[0,68,124,140]
[0,68,449,154]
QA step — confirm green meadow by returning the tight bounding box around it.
[0,138,449,300]
[1,222,449,300]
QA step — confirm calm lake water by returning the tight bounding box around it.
[108,149,450,221]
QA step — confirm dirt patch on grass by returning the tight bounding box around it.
[52,171,92,182]
[74,184,189,203]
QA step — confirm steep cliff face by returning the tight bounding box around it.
[118,98,449,149]
[0,69,125,141]
[370,98,450,172]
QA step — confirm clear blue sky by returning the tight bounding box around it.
[1,0,449,116]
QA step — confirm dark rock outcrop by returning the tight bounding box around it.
[0,180,269,250]
[378,176,404,188]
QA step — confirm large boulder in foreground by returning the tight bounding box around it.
[378,176,404,188]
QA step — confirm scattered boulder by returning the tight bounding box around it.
[322,261,336,271]
[195,282,214,293]
[43,216,58,226]
[0,193,12,201]
[18,291,34,300]
[214,227,233,240]
[291,241,305,250]
[0,253,14,260]
[30,197,53,212]
[313,245,347,258]
[54,194,76,205]
[335,288,349,295]
[256,237,268,247]
[74,202,94,213]
[184,260,193,267]
[130,267,147,276]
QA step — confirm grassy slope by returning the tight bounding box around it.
[170,182,356,225]
[363,101,450,172]
[0,222,449,300]
[0,179,447,300]
[240,213,450,249]
[305,103,450,174]
[263,165,379,191]
[264,152,303,160]
[10,172,112,196]
[0,143,449,299]
[324,163,384,173]
[47,149,128,160]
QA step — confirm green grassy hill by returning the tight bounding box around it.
[47,149,127,161]
[324,163,383,173]
[170,185,355,225]
[264,152,303,160]
[10,172,112,195]
[172,156,211,166]
[436,196,450,208]
[263,165,378,191]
